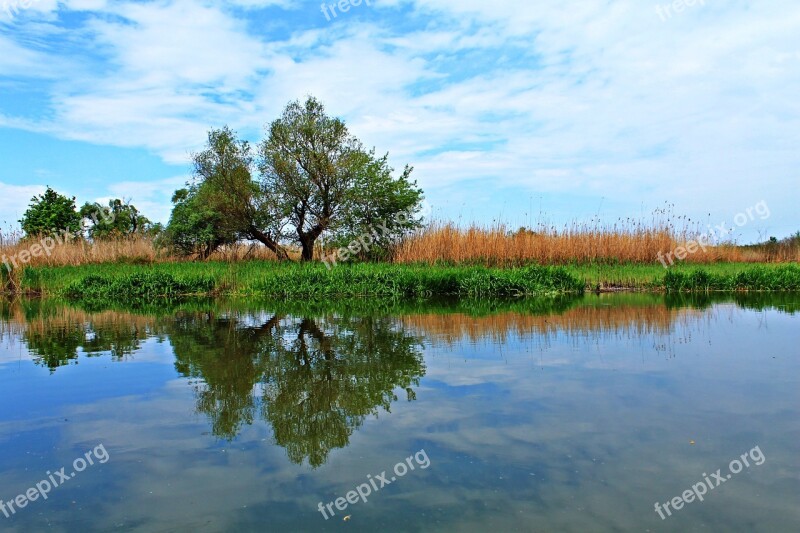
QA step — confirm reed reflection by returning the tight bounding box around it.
[4,292,796,467]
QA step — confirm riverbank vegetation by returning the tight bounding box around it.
[395,221,800,266]
[2,96,798,298]
[6,262,799,301]
[3,223,799,274]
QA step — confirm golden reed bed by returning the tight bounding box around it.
[393,222,799,266]
[0,233,282,269]
[1,221,797,269]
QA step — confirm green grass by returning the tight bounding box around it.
[5,261,800,302]
[563,262,800,291]
[662,265,800,292]
[27,262,584,300]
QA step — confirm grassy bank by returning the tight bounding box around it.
[561,262,800,291]
[20,262,586,299]
[4,261,799,301]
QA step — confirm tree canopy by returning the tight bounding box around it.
[164,185,239,259]
[165,97,425,261]
[164,127,288,259]
[19,186,82,238]
[80,199,152,239]
[258,96,424,260]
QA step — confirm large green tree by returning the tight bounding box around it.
[258,96,424,261]
[166,127,288,259]
[192,127,288,259]
[19,186,82,238]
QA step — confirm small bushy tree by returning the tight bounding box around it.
[192,127,287,259]
[19,187,82,238]
[327,152,424,260]
[164,186,238,259]
[80,199,152,239]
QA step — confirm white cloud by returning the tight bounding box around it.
[0,0,798,236]
[102,175,189,224]
[0,182,45,227]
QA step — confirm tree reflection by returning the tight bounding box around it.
[171,313,281,440]
[21,311,152,372]
[170,312,426,467]
[24,324,85,371]
[262,316,425,467]
[10,293,798,466]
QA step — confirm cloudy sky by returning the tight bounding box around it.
[1,0,798,241]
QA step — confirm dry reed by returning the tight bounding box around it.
[392,219,798,266]
[2,211,797,272]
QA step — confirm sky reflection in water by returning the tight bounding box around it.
[0,294,798,532]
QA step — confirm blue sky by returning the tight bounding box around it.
[1,0,798,242]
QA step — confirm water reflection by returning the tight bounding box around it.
[15,308,156,371]
[0,293,798,531]
[0,293,795,468]
[169,312,425,466]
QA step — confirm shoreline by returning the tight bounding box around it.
[3,262,799,300]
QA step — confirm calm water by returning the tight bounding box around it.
[0,294,798,532]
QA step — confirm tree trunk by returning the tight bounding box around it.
[249,227,289,261]
[298,224,324,262]
[300,236,315,261]
[198,242,217,260]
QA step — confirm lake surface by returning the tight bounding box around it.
[0,294,798,532]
